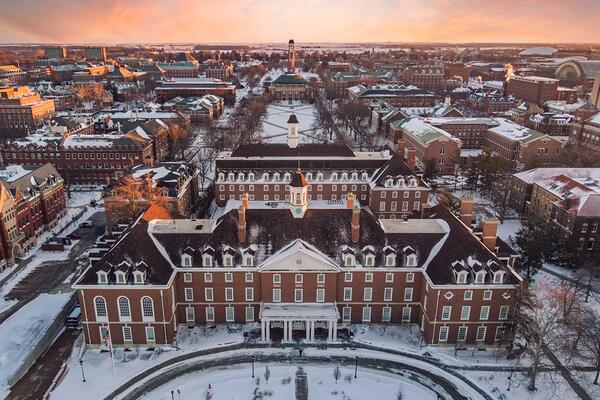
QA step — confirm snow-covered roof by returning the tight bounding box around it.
[391,117,457,145]
[487,118,545,143]
[519,47,558,56]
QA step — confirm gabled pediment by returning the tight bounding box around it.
[258,239,340,272]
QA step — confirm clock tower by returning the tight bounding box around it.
[289,170,308,218]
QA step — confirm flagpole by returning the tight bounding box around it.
[106,318,117,376]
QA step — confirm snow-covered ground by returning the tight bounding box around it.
[0,292,71,396]
[140,363,437,400]
[52,325,244,400]
[259,101,323,143]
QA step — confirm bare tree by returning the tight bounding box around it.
[581,312,600,385]
[111,174,172,220]
[167,124,190,160]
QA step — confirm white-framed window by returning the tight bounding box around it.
[184,272,192,283]
[181,254,192,267]
[457,326,468,342]
[385,254,396,266]
[225,287,234,301]
[342,306,352,321]
[345,254,355,267]
[97,271,108,285]
[317,274,325,284]
[344,272,352,282]
[499,305,509,320]
[202,254,213,267]
[382,306,391,322]
[295,273,303,284]
[461,306,471,321]
[225,272,233,283]
[117,296,131,322]
[385,272,394,283]
[475,271,485,284]
[343,287,352,301]
[483,290,492,301]
[99,326,109,344]
[439,326,449,342]
[94,297,107,321]
[206,306,215,321]
[246,306,254,322]
[441,306,452,320]
[406,254,417,267]
[402,306,411,322]
[226,306,235,322]
[141,297,155,322]
[245,272,253,282]
[362,306,372,322]
[464,290,473,300]
[184,288,194,301]
[406,272,414,283]
[243,254,254,266]
[365,272,373,282]
[364,254,375,267]
[363,287,372,301]
[145,326,156,344]
[273,274,281,284]
[384,287,393,302]
[122,326,132,343]
[186,307,195,322]
[404,287,413,301]
[273,289,281,303]
[316,288,325,303]
[480,306,490,320]
[476,326,487,342]
[295,289,303,302]
[495,326,506,341]
[205,288,214,301]
[204,272,213,283]
[245,287,254,301]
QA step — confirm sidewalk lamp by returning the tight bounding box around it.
[79,359,86,382]
[170,390,174,400]
[354,356,358,379]
[507,371,514,391]
[251,356,255,378]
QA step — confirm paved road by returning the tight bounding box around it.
[7,330,80,400]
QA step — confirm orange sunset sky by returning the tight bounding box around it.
[0,0,598,44]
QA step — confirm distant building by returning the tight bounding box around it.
[104,162,199,227]
[0,163,66,269]
[468,90,516,114]
[506,75,559,106]
[398,65,445,92]
[85,47,107,61]
[0,86,56,140]
[157,61,200,79]
[44,46,67,59]
[555,60,600,90]
[568,106,600,156]
[590,72,600,109]
[0,65,27,85]
[162,95,225,122]
[348,84,435,107]
[154,78,236,103]
[527,112,573,136]
[328,71,393,97]
[202,62,233,80]
[269,72,312,101]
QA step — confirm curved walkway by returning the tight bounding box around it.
[105,343,492,400]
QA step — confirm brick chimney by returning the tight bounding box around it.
[351,205,360,243]
[241,192,249,209]
[406,148,416,170]
[482,218,499,251]
[237,206,247,244]
[346,192,355,209]
[396,139,406,157]
[459,197,474,227]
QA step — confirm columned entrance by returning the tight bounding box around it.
[260,303,339,343]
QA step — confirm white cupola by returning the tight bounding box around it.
[287,114,300,148]
[289,170,308,218]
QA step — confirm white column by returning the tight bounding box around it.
[285,320,290,342]
[305,320,310,341]
[327,320,333,342]
[311,320,315,342]
[333,320,338,342]
[261,320,266,341]
[288,320,294,342]
[266,320,270,341]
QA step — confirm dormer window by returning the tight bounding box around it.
[133,271,145,284]
[475,271,486,284]
[385,178,393,187]
[405,254,417,267]
[202,254,213,267]
[237,172,245,181]
[97,271,108,284]
[409,178,417,187]
[364,254,375,267]
[361,172,369,181]
[181,254,192,267]
[223,253,234,267]
[218,172,225,182]
[262,172,270,181]
[341,172,348,181]
[456,271,468,284]
[248,172,255,182]
[317,172,324,181]
[305,172,313,181]
[283,172,291,182]
[385,254,396,267]
[228,172,235,182]
[345,254,355,267]
[331,172,339,181]
[115,271,126,285]
[244,254,254,267]
[351,172,358,181]
[397,178,405,187]
[493,271,505,284]
[273,172,281,181]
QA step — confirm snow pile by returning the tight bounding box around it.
[0,293,71,394]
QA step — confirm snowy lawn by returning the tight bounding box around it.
[0,292,71,396]
[51,325,244,400]
[259,101,323,143]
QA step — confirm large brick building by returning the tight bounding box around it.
[215,115,431,220]
[154,78,236,103]
[0,163,66,269]
[74,189,521,347]
[569,107,600,156]
[506,76,559,106]
[398,65,445,92]
[348,84,435,107]
[0,86,56,140]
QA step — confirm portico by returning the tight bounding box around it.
[260,303,339,343]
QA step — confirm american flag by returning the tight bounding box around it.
[102,333,113,357]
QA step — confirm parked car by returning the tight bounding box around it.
[79,221,94,228]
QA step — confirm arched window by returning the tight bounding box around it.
[94,296,107,321]
[141,296,155,321]
[118,296,131,321]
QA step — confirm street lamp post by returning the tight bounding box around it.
[507,371,513,391]
[170,390,174,400]
[251,356,255,378]
[354,356,358,379]
[79,359,86,382]
[177,389,181,400]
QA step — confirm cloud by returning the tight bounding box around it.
[0,0,597,43]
